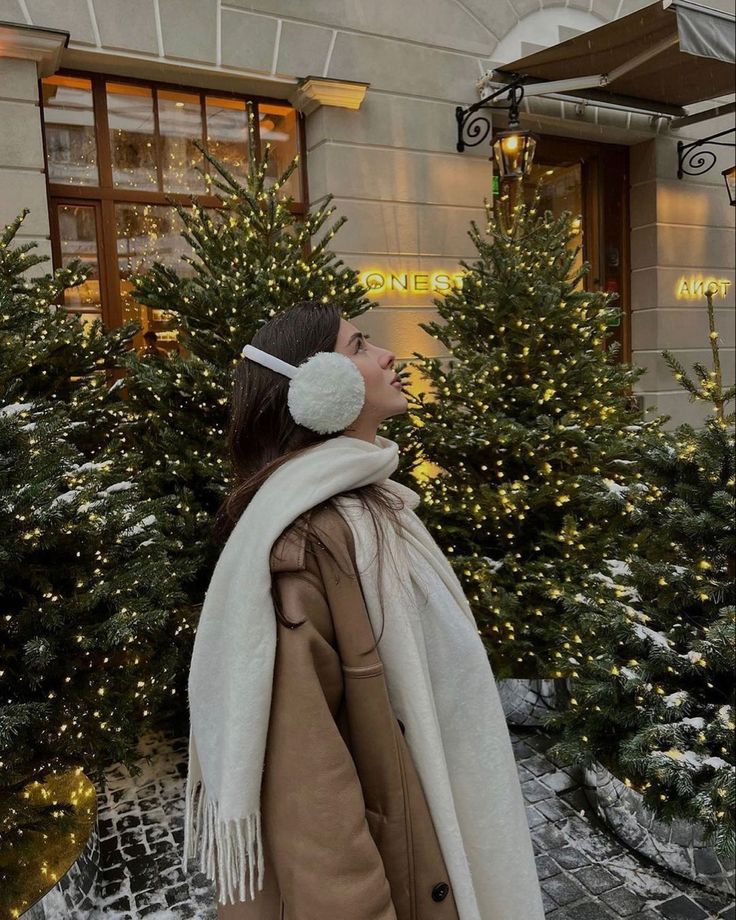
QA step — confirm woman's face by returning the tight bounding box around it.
[336,317,408,431]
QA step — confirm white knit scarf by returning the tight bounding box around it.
[183,433,545,919]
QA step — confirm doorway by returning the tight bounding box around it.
[520,135,631,362]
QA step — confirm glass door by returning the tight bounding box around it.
[520,136,630,362]
[50,200,108,333]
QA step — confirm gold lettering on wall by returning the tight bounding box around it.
[676,276,732,300]
[359,270,466,294]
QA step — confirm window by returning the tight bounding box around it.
[43,75,98,186]
[41,72,306,354]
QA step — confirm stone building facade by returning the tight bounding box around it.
[0,0,733,427]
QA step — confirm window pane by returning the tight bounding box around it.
[115,203,194,352]
[258,103,300,201]
[522,163,583,283]
[107,82,158,190]
[41,76,98,186]
[205,96,250,182]
[158,90,205,194]
[57,204,103,323]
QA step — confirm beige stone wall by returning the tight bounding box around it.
[630,134,735,429]
[0,57,52,276]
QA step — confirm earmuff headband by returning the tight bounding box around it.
[240,341,366,435]
[241,344,297,379]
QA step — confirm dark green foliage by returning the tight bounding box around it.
[546,291,735,856]
[387,193,661,678]
[0,214,191,858]
[102,101,373,700]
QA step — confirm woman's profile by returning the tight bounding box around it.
[182,300,546,920]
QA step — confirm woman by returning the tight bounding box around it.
[183,301,546,920]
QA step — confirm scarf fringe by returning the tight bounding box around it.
[182,761,264,906]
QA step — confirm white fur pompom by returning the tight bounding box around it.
[288,351,365,434]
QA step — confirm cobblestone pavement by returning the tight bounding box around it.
[84,728,735,920]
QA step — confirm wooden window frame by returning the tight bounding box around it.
[40,69,310,331]
[49,197,114,319]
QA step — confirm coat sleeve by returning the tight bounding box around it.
[259,563,399,920]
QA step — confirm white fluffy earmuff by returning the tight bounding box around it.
[241,343,365,435]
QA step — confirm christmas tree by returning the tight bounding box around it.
[0,210,137,427]
[0,213,191,858]
[545,289,735,855]
[102,103,374,699]
[387,192,662,679]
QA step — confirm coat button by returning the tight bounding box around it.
[397,718,406,735]
[431,882,449,901]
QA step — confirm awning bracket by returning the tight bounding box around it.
[605,33,680,82]
[500,33,683,101]
[456,76,526,152]
[677,127,736,178]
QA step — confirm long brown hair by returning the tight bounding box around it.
[214,300,408,650]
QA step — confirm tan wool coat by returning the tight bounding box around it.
[215,503,461,920]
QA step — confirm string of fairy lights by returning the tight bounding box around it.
[399,199,733,821]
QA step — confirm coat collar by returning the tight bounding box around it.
[269,505,357,574]
[269,522,307,573]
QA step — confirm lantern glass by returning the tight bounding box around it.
[492,129,537,179]
[723,165,736,206]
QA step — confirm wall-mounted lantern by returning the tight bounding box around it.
[491,103,538,181]
[722,164,736,207]
[456,77,537,181]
